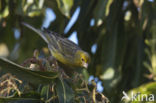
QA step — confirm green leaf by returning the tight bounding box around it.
[93,0,113,23]
[56,78,74,103]
[0,91,42,103]
[40,85,50,100]
[0,57,58,86]
[125,82,156,103]
[0,97,42,103]
[56,0,73,17]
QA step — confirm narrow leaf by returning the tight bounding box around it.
[0,57,58,86]
[56,78,74,103]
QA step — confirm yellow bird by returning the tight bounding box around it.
[22,23,90,69]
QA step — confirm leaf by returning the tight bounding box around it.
[0,91,42,103]
[93,0,113,23]
[56,0,73,17]
[40,85,50,100]
[126,82,156,103]
[56,78,74,103]
[0,97,42,103]
[0,57,58,86]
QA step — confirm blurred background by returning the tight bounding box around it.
[0,0,156,102]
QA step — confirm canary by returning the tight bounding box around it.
[22,23,90,69]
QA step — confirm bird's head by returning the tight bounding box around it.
[75,50,90,68]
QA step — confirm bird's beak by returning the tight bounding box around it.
[82,62,88,68]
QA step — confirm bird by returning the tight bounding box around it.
[22,22,90,70]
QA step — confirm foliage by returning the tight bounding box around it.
[0,56,109,102]
[124,82,156,103]
[0,0,156,102]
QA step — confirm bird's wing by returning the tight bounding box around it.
[22,23,81,58]
[43,29,81,58]
[56,37,81,58]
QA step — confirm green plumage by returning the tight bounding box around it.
[22,22,90,70]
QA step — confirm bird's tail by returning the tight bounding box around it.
[22,22,49,44]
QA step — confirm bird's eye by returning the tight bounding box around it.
[81,58,84,61]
